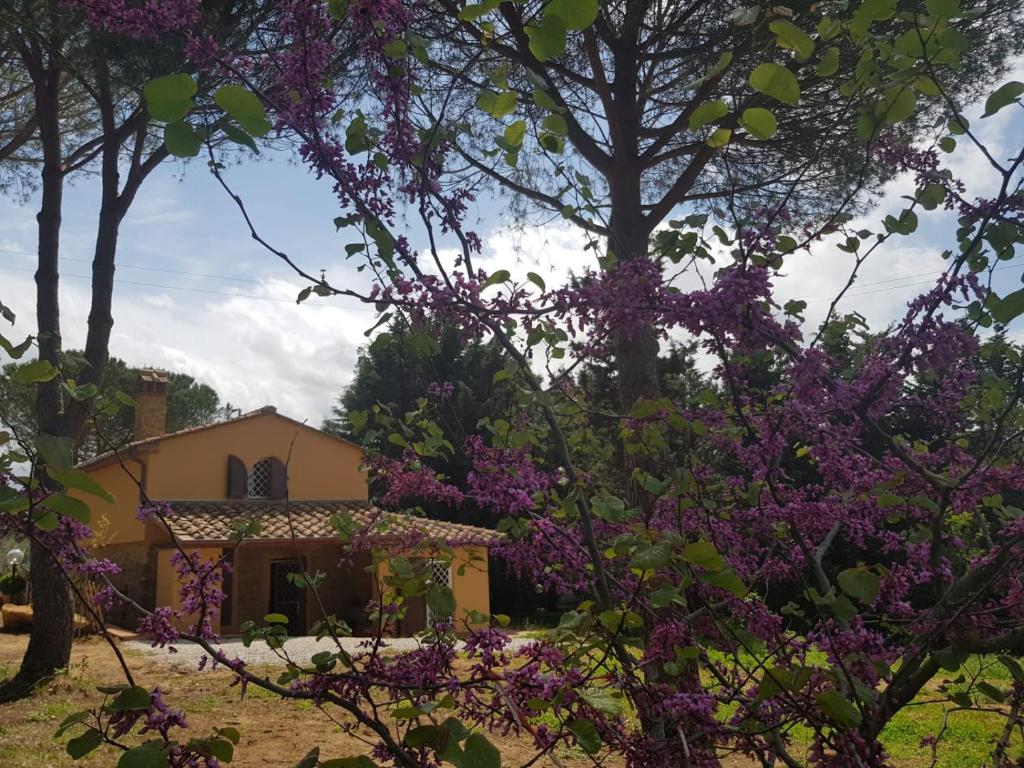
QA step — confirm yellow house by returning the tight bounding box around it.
[78,370,498,637]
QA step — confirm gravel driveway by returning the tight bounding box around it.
[125,634,536,669]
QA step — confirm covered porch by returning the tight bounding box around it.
[146,500,497,637]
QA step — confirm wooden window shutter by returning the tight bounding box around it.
[227,455,248,499]
[269,457,287,499]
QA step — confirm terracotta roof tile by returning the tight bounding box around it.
[161,499,503,546]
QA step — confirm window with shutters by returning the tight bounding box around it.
[248,458,272,499]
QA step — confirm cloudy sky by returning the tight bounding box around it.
[1,66,1022,425]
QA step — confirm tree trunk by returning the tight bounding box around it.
[1,53,75,699]
[607,171,661,498]
[608,175,718,766]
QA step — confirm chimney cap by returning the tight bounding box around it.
[138,367,170,384]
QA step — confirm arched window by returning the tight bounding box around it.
[248,458,272,499]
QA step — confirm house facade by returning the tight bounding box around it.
[78,370,497,637]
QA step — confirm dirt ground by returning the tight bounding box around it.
[0,633,599,768]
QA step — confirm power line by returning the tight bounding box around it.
[805,261,1024,304]
[0,265,377,312]
[3,245,1018,312]
[0,247,267,285]
[4,243,1020,296]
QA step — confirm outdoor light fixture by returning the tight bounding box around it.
[5,548,24,568]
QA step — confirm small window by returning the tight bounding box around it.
[248,458,272,499]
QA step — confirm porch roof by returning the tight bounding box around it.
[156,499,504,547]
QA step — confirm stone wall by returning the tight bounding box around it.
[227,543,373,635]
[95,541,156,630]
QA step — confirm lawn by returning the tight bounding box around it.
[0,634,1018,767]
[0,634,591,768]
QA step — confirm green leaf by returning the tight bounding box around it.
[477,90,518,119]
[264,612,290,624]
[757,666,813,701]
[567,718,601,755]
[532,87,559,110]
[541,113,568,134]
[991,288,1024,325]
[327,0,348,20]
[914,75,941,97]
[55,711,90,738]
[883,209,918,235]
[117,742,169,768]
[463,733,500,768]
[41,494,91,524]
[749,63,800,105]
[12,358,57,384]
[481,269,511,289]
[982,81,1024,118]
[0,332,33,359]
[108,685,153,711]
[706,128,732,148]
[426,583,456,618]
[682,541,725,571]
[221,123,260,153]
[579,688,622,715]
[35,432,73,472]
[526,14,567,61]
[977,681,1006,703]
[458,0,498,20]
[702,568,747,597]
[948,115,970,135]
[47,467,115,502]
[740,107,777,139]
[545,0,599,30]
[293,748,320,768]
[503,120,527,148]
[938,27,970,51]
[916,182,947,209]
[852,0,897,29]
[144,73,196,122]
[527,272,546,291]
[926,0,960,17]
[769,20,815,62]
[837,567,880,604]
[630,542,671,571]
[816,47,840,77]
[210,739,234,762]
[164,121,202,158]
[381,39,407,59]
[816,690,862,727]
[997,655,1024,683]
[688,100,728,130]
[215,85,272,137]
[66,728,104,759]
[880,85,916,124]
[33,510,59,531]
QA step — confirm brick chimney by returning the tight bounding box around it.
[134,368,169,441]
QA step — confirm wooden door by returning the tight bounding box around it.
[268,559,306,634]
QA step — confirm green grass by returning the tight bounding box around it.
[515,637,1022,766]
[26,699,79,724]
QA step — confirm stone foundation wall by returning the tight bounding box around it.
[95,542,156,630]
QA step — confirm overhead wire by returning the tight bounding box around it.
[2,245,1020,309]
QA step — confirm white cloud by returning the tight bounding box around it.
[0,266,374,425]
